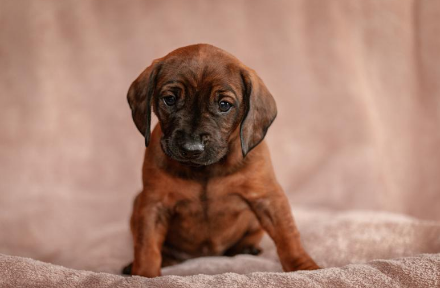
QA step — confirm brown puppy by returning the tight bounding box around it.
[125,44,319,277]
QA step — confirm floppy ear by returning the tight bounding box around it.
[127,61,161,147]
[240,69,277,157]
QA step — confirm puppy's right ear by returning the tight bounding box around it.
[127,61,162,147]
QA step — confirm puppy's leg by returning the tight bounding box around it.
[246,187,319,271]
[130,197,170,277]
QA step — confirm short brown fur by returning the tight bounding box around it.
[125,44,319,277]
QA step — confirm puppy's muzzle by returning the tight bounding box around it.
[175,132,210,160]
[180,140,204,159]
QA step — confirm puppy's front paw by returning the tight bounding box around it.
[131,262,161,278]
[283,255,320,271]
[293,259,320,270]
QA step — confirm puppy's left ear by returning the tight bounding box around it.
[240,69,277,157]
[127,61,162,147]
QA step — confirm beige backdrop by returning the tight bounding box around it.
[1,0,440,267]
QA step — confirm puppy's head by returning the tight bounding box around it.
[127,44,276,166]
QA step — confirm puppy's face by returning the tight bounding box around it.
[128,44,277,166]
[154,56,245,165]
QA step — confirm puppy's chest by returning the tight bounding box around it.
[166,184,252,254]
[172,185,248,221]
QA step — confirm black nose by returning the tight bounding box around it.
[180,140,205,159]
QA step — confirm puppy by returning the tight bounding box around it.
[124,44,319,277]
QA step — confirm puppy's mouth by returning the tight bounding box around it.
[160,137,225,166]
[175,159,205,167]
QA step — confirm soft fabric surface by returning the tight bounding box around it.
[1,254,440,288]
[1,209,440,287]
[1,0,440,223]
[1,0,440,287]
[48,208,440,276]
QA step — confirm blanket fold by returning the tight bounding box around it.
[1,253,439,288]
[1,209,440,288]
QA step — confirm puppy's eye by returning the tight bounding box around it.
[219,100,232,112]
[163,96,176,106]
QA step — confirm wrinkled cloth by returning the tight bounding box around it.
[1,209,440,287]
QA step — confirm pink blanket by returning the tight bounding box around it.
[1,209,440,287]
